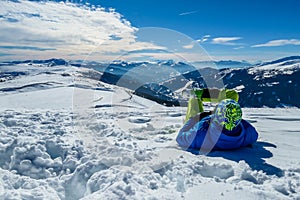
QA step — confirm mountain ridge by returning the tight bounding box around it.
[1,56,299,108]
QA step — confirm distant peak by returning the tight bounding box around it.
[259,55,300,66]
[2,58,68,66]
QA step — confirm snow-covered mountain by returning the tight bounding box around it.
[83,56,299,108]
[0,58,299,199]
[192,60,251,69]
[2,56,299,108]
[223,56,300,108]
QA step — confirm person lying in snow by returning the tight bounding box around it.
[184,87,239,122]
[176,99,258,151]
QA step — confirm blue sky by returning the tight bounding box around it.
[0,0,299,62]
[94,0,300,62]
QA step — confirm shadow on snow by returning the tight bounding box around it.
[187,141,284,177]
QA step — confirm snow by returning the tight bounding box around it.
[234,85,245,92]
[248,59,300,79]
[0,63,299,199]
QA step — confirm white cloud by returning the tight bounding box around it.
[0,0,164,61]
[182,35,210,49]
[252,39,300,47]
[211,37,242,45]
[182,44,195,49]
[179,10,198,16]
[233,46,245,50]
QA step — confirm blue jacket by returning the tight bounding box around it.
[176,115,258,150]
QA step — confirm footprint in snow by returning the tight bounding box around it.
[128,116,151,124]
[167,112,182,117]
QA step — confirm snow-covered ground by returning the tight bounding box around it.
[0,63,299,200]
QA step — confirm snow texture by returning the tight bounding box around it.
[0,62,299,200]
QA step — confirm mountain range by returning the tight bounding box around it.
[1,56,299,108]
[97,56,300,108]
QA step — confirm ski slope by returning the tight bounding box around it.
[0,63,299,200]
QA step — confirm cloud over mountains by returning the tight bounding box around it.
[0,0,162,61]
[252,39,300,47]
[211,37,242,46]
